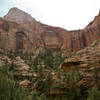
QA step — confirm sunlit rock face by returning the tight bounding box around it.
[4,7,36,24]
[0,7,100,54]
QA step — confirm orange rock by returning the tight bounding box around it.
[0,8,100,55]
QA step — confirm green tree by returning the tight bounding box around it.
[0,71,28,100]
[87,86,100,100]
[92,65,100,88]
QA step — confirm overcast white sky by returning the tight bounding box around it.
[0,0,100,30]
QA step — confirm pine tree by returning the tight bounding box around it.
[0,71,28,100]
[87,86,100,100]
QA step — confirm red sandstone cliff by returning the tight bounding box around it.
[0,7,100,54]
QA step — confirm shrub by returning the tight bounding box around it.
[87,86,100,100]
[0,68,28,100]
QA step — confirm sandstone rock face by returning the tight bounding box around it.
[4,7,36,24]
[61,40,100,87]
[0,18,34,53]
[1,8,100,55]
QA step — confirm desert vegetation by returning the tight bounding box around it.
[0,50,100,100]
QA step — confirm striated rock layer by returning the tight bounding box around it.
[61,39,100,87]
[0,7,100,54]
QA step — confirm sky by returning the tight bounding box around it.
[0,0,100,30]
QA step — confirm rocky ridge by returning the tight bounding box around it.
[4,7,36,24]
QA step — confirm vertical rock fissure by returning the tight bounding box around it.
[81,31,87,47]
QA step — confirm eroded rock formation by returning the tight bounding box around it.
[0,7,100,54]
[61,40,100,87]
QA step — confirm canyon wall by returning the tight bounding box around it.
[0,7,100,54]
